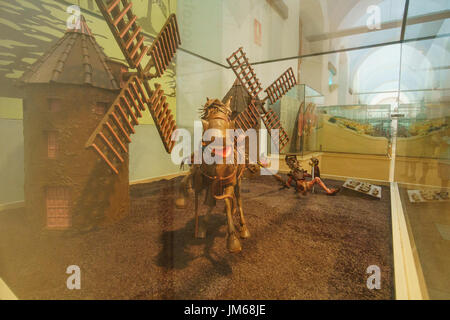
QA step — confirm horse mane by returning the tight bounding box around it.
[200,98,231,120]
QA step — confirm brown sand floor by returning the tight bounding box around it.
[0,176,393,299]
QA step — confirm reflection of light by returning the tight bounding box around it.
[343,105,361,110]
[352,45,435,98]
[370,92,410,106]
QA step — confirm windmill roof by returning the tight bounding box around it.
[20,16,120,90]
[222,79,252,115]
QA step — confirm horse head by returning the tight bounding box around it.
[200,97,234,162]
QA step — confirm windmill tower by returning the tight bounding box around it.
[222,79,253,119]
[19,17,130,231]
[222,79,261,165]
[225,47,297,153]
[18,0,181,231]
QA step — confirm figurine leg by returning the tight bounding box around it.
[301,181,308,195]
[235,180,250,239]
[310,177,340,195]
[224,185,241,253]
[284,176,293,189]
[294,180,301,192]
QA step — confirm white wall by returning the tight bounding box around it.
[177,0,301,124]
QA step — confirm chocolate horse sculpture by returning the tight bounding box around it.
[176,98,249,253]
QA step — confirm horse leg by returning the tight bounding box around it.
[197,203,213,239]
[223,185,241,253]
[235,179,250,239]
[175,173,191,209]
[194,191,200,238]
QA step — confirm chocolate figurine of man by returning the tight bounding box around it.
[284,155,339,195]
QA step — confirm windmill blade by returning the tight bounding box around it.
[226,47,263,100]
[144,14,181,78]
[85,74,177,174]
[145,83,177,153]
[233,101,289,152]
[85,75,148,174]
[96,0,149,72]
[264,67,297,104]
[96,0,180,79]
[233,101,261,131]
[261,108,290,152]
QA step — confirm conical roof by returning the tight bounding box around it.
[222,79,252,116]
[20,16,120,90]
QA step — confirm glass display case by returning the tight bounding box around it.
[0,0,448,302]
[305,104,392,156]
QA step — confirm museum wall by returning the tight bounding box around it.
[176,0,226,133]
[0,119,24,204]
[0,98,23,203]
[176,0,301,134]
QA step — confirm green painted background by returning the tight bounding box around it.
[0,0,177,123]
[0,0,182,204]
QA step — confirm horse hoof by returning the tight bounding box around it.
[227,233,242,253]
[195,221,206,239]
[240,225,251,239]
[175,197,186,209]
[195,231,206,239]
[195,229,206,239]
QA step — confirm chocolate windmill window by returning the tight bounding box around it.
[47,131,58,159]
[48,98,62,112]
[46,186,71,229]
[94,102,109,115]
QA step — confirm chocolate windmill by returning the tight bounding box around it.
[226,47,297,151]
[85,0,180,174]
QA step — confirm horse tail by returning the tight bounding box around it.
[181,153,196,170]
[180,157,189,170]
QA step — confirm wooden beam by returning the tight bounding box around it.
[307,9,449,42]
[266,0,288,20]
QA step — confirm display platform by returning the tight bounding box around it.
[343,179,382,199]
[0,175,393,299]
[407,189,449,203]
